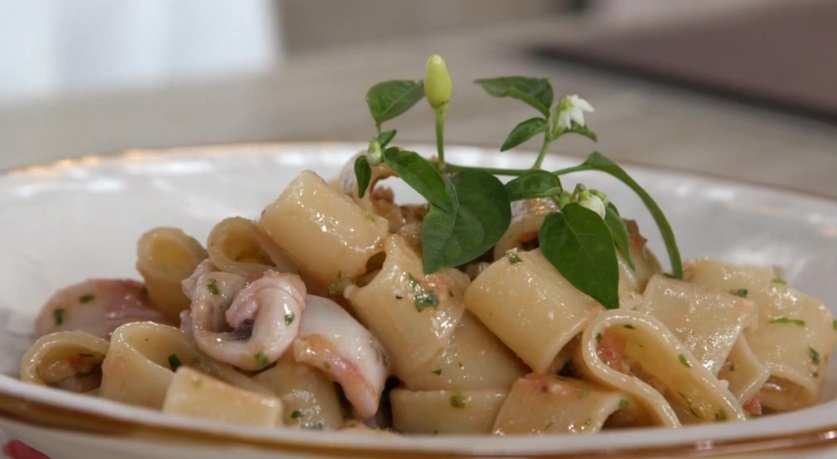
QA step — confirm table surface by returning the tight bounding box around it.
[0,2,835,201]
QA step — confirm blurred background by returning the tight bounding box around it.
[0,0,835,196]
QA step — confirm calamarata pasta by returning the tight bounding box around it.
[19,56,837,435]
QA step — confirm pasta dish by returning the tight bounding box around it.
[17,56,836,436]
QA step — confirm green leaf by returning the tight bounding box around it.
[567,123,598,142]
[377,129,397,148]
[354,155,372,199]
[422,171,511,273]
[573,152,683,279]
[474,76,553,117]
[539,203,619,309]
[504,170,562,201]
[366,80,425,126]
[383,147,452,211]
[604,203,634,270]
[501,117,548,151]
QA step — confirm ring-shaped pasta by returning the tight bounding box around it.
[20,331,110,393]
[100,322,199,409]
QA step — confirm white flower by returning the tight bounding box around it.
[578,193,606,219]
[557,95,594,130]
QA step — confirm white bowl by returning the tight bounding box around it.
[1,143,837,459]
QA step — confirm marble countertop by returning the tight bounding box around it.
[0,6,835,198]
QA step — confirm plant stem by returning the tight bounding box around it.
[435,112,446,171]
[445,163,529,176]
[532,134,553,169]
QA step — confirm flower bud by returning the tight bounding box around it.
[578,193,606,219]
[425,54,452,112]
[367,139,383,166]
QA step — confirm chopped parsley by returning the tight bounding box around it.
[323,360,332,370]
[832,319,837,331]
[733,288,748,298]
[458,362,464,369]
[431,368,442,376]
[678,392,698,417]
[290,410,303,420]
[714,410,727,422]
[728,363,736,372]
[284,312,295,325]
[809,347,821,366]
[408,273,440,312]
[254,351,270,369]
[772,278,787,285]
[769,317,806,327]
[450,392,468,409]
[618,399,629,409]
[168,354,182,372]
[595,332,603,343]
[207,278,220,295]
[328,271,351,295]
[53,308,65,326]
[678,354,691,369]
[507,252,523,264]
[79,294,95,303]
[623,324,635,330]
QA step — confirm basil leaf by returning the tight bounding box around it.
[354,155,372,199]
[377,129,397,148]
[505,170,562,201]
[366,80,425,126]
[474,77,553,117]
[501,117,548,152]
[605,203,634,270]
[579,152,682,278]
[422,171,511,273]
[383,147,452,211]
[539,203,619,309]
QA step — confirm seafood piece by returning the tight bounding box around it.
[189,270,307,371]
[293,295,388,419]
[34,279,170,339]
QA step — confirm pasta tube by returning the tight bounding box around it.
[401,312,528,391]
[345,234,467,377]
[163,366,283,427]
[391,388,508,434]
[136,227,207,320]
[575,310,746,426]
[99,322,199,409]
[686,259,837,411]
[257,170,389,293]
[20,331,110,393]
[207,216,297,278]
[464,249,602,372]
[493,374,632,434]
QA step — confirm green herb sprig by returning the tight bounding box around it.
[355,55,683,309]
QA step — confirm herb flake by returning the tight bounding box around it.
[285,312,295,325]
[769,317,806,327]
[678,354,691,369]
[79,294,95,303]
[207,278,220,296]
[254,352,270,369]
[53,308,66,326]
[168,354,182,372]
[449,392,468,409]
